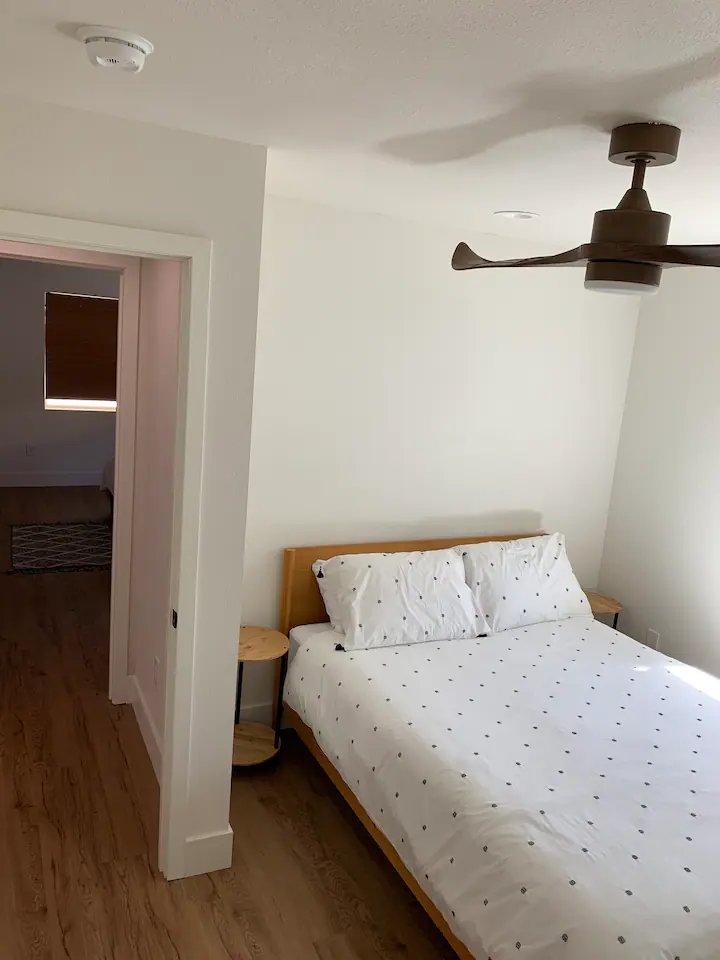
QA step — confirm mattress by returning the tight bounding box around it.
[288,622,334,665]
[285,618,720,960]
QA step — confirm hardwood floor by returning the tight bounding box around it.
[0,487,457,960]
[229,737,457,960]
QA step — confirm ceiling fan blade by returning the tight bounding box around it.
[644,245,720,267]
[452,242,587,271]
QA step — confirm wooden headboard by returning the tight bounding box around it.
[279,532,539,634]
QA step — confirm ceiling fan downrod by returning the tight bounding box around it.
[630,157,649,190]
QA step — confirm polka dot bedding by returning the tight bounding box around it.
[285,618,720,960]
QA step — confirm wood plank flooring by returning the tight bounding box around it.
[0,487,457,960]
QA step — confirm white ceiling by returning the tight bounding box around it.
[2,0,720,243]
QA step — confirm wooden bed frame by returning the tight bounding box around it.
[279,532,539,960]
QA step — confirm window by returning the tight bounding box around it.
[44,292,119,412]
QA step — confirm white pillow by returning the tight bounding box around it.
[458,534,591,633]
[312,549,486,650]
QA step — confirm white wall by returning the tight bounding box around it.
[128,259,182,775]
[0,257,118,485]
[0,96,267,873]
[599,268,720,676]
[241,195,640,711]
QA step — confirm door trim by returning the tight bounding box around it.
[110,258,141,705]
[0,209,212,880]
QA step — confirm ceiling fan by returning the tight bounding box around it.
[452,123,720,295]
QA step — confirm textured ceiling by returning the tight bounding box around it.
[2,0,720,242]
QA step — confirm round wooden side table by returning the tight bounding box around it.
[584,591,623,630]
[233,626,290,768]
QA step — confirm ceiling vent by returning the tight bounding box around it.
[76,26,154,74]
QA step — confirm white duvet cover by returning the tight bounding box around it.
[285,619,720,960]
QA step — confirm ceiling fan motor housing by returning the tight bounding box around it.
[586,197,671,290]
[585,123,679,292]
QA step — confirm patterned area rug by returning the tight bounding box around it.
[10,521,112,573]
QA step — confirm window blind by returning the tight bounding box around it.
[45,293,119,402]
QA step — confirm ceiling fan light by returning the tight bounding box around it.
[584,260,661,297]
[584,278,659,296]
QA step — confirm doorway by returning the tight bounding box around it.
[0,215,208,880]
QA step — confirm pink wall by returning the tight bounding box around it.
[128,258,183,754]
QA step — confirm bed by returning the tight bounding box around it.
[280,536,720,960]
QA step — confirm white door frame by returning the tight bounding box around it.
[0,208,212,879]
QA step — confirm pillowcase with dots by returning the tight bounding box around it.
[312,549,487,650]
[457,534,591,633]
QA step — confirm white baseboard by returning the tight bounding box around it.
[129,674,163,782]
[0,471,103,487]
[110,674,134,705]
[181,826,234,879]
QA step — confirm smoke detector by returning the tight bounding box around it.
[76,26,154,74]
